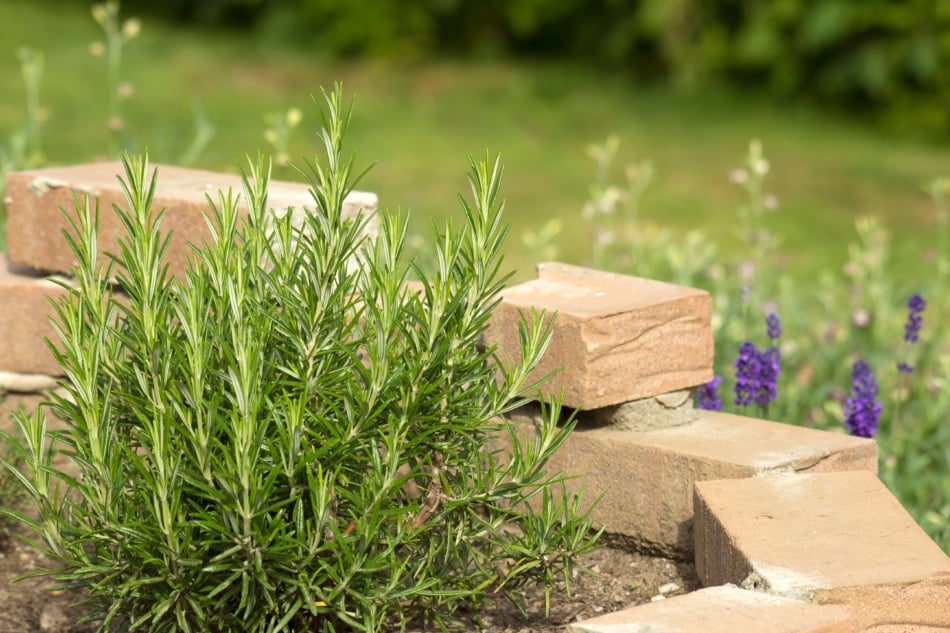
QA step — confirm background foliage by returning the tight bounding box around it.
[67,0,950,134]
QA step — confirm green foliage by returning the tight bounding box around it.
[0,46,46,247]
[579,136,950,553]
[496,0,950,132]
[0,403,29,550]
[0,87,598,631]
[59,0,950,132]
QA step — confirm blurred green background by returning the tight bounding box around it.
[1,0,947,282]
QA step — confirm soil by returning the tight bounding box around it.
[403,540,700,632]
[0,394,700,633]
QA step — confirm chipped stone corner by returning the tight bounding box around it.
[27,176,69,196]
[740,561,823,603]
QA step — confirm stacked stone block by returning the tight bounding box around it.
[694,472,950,630]
[5,162,378,278]
[3,162,949,630]
[0,161,378,389]
[484,261,950,631]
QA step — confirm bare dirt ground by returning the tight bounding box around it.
[0,393,699,633]
[0,522,699,633]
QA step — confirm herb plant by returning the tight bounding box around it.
[0,409,29,550]
[0,86,598,632]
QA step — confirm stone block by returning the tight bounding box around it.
[568,584,856,633]
[693,471,950,629]
[506,408,876,558]
[5,162,378,277]
[484,262,712,410]
[0,255,69,376]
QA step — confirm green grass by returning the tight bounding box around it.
[1,0,947,283]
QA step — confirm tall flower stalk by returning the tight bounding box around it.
[696,375,723,411]
[894,294,926,433]
[844,360,882,438]
[90,0,140,152]
[734,312,781,415]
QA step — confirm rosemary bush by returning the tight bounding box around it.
[0,410,29,549]
[0,87,597,632]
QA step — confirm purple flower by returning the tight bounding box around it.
[843,360,882,438]
[904,294,926,343]
[766,313,781,341]
[697,376,723,411]
[734,341,780,408]
[897,362,914,373]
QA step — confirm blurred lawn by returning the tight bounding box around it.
[0,0,947,283]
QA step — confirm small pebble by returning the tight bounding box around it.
[658,582,680,595]
[650,594,666,602]
[40,603,70,632]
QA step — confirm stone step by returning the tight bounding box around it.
[693,470,950,629]
[5,161,377,277]
[506,407,876,557]
[568,584,856,633]
[485,261,713,410]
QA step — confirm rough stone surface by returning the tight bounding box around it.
[568,584,856,633]
[6,162,378,277]
[864,627,950,632]
[584,389,698,430]
[694,471,950,629]
[484,262,713,410]
[0,255,70,376]
[506,408,876,558]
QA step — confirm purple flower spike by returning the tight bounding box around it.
[904,294,926,343]
[843,360,882,438]
[766,313,781,341]
[697,376,723,411]
[734,341,781,408]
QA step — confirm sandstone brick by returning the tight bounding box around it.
[693,471,950,629]
[5,162,378,277]
[864,627,950,633]
[507,408,876,557]
[0,255,69,376]
[568,584,856,633]
[484,262,712,410]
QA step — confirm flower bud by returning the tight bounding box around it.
[122,18,141,39]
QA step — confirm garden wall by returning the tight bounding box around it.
[2,163,949,632]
